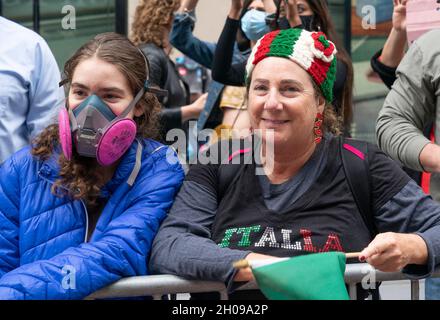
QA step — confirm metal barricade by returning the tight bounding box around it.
[86,263,440,300]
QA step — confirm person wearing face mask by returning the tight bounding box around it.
[168,0,254,156]
[212,0,354,134]
[131,0,208,144]
[0,33,184,300]
[240,5,272,41]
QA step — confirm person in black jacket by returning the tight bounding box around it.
[212,0,354,134]
[130,0,207,143]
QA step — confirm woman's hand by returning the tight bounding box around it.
[359,232,428,272]
[177,0,199,13]
[229,0,243,20]
[284,0,302,28]
[262,0,277,14]
[378,0,408,67]
[393,0,408,32]
[181,92,208,122]
[233,252,277,282]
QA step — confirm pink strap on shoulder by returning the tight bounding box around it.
[228,148,251,162]
[343,143,365,160]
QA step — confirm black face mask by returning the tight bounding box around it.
[300,15,314,31]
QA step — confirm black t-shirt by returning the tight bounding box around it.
[188,136,410,259]
[186,136,410,299]
[210,137,373,259]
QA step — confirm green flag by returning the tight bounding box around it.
[252,252,349,300]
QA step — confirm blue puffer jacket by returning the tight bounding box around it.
[0,139,184,299]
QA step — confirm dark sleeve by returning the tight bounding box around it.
[170,13,217,69]
[149,163,251,291]
[369,146,440,277]
[370,49,397,90]
[160,108,182,133]
[375,180,440,278]
[142,48,167,89]
[278,17,303,30]
[212,17,247,86]
[369,144,411,213]
[142,48,183,130]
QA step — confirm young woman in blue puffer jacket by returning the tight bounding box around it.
[0,33,184,299]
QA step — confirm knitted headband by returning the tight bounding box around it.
[245,28,337,103]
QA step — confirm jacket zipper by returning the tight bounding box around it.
[80,199,89,243]
[38,171,90,243]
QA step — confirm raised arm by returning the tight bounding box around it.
[380,0,408,68]
[178,0,198,12]
[284,0,302,28]
[370,0,407,89]
[262,0,277,14]
[170,0,218,69]
[376,31,439,173]
[212,0,247,86]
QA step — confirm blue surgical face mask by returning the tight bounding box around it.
[241,9,271,41]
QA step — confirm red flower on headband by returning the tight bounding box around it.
[311,32,336,62]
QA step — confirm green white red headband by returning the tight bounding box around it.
[245,28,337,103]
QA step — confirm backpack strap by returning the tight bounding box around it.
[340,137,377,238]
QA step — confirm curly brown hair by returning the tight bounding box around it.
[31,32,161,205]
[131,0,180,47]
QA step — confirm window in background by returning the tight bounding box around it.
[1,0,126,69]
[328,0,351,54]
[350,0,392,143]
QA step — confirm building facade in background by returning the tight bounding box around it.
[0,0,391,144]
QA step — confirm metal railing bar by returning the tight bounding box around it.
[411,280,420,300]
[88,275,227,299]
[86,264,440,300]
[349,284,357,300]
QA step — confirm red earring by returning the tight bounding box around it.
[314,113,323,144]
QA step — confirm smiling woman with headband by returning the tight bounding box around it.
[150,28,440,300]
[0,32,184,299]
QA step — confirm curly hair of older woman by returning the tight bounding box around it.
[131,0,180,47]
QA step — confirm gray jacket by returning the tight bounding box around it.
[376,29,440,201]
